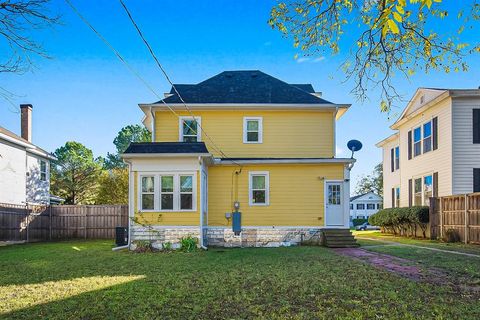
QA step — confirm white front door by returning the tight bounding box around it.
[326,182,344,226]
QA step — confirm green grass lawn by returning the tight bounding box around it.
[1,241,480,319]
[354,231,480,255]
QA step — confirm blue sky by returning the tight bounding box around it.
[1,0,479,191]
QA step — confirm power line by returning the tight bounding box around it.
[65,0,230,159]
[117,0,240,165]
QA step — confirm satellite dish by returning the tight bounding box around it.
[347,140,363,158]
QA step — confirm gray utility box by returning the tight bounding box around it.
[232,211,241,235]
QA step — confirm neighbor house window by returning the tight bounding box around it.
[139,173,196,211]
[39,160,47,181]
[423,121,432,153]
[423,175,433,205]
[141,176,155,210]
[367,204,375,210]
[249,172,269,205]
[413,127,422,157]
[350,204,353,210]
[395,187,400,208]
[160,176,174,210]
[179,116,201,142]
[414,178,422,206]
[377,203,382,209]
[180,175,193,210]
[243,117,263,143]
[356,203,365,210]
[395,146,400,170]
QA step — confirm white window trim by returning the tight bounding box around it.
[138,172,197,212]
[248,171,269,206]
[412,173,434,206]
[412,118,433,158]
[243,117,263,144]
[139,175,157,212]
[179,116,202,142]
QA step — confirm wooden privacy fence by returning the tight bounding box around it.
[429,193,480,244]
[0,203,128,242]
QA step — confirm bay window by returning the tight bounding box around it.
[139,173,196,211]
[141,176,155,210]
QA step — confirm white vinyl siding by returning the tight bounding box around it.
[452,98,480,194]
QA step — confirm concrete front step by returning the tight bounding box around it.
[322,229,359,248]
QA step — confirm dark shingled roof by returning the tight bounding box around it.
[124,142,209,154]
[159,70,332,104]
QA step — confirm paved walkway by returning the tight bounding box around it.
[356,236,480,258]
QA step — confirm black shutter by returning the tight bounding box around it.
[408,130,412,160]
[433,116,438,150]
[391,188,395,208]
[433,172,438,197]
[474,168,480,193]
[390,148,394,172]
[408,179,413,207]
[473,109,480,144]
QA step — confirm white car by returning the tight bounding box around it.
[355,222,380,231]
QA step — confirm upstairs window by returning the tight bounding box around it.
[39,160,47,181]
[179,117,201,142]
[249,172,269,205]
[367,203,375,210]
[413,127,422,157]
[356,203,365,210]
[243,117,263,143]
[423,121,432,153]
[141,176,155,210]
[395,146,400,170]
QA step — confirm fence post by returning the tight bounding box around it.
[429,197,436,239]
[439,197,443,240]
[25,204,29,243]
[465,194,469,244]
[49,205,52,241]
[85,206,88,240]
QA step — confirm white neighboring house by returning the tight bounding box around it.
[377,88,480,209]
[349,191,383,221]
[0,104,57,205]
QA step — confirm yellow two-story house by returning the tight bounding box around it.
[122,70,354,248]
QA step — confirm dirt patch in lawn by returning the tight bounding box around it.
[334,248,480,296]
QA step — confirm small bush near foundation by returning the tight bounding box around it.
[162,242,173,252]
[133,240,154,253]
[180,236,198,252]
[444,229,461,243]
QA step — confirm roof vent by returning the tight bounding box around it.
[225,73,233,78]
[251,73,258,78]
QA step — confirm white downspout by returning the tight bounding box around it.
[199,157,207,250]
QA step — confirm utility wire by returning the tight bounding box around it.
[118,0,241,166]
[65,0,230,159]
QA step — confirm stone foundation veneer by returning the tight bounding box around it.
[129,225,324,249]
[205,227,323,247]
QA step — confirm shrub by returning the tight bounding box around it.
[133,240,153,253]
[369,206,429,238]
[180,235,198,252]
[352,218,368,226]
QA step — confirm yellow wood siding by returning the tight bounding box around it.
[154,110,334,158]
[208,164,344,226]
[133,171,200,226]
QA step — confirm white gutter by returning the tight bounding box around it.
[121,153,212,159]
[141,103,351,109]
[215,158,356,165]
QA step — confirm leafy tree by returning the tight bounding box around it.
[51,141,103,204]
[95,168,129,204]
[269,0,480,111]
[104,124,151,169]
[0,0,59,102]
[355,163,383,196]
